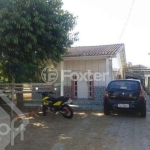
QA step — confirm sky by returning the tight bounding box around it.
[62,0,150,66]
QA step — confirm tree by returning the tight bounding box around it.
[0,0,77,105]
[0,0,77,83]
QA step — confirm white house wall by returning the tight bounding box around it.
[62,59,106,86]
[54,58,112,101]
[112,52,124,79]
[109,58,113,81]
[55,63,61,83]
[118,52,123,78]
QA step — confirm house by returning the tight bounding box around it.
[125,64,150,90]
[54,43,126,101]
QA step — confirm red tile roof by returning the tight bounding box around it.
[63,43,124,57]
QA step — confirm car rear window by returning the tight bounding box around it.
[108,80,139,91]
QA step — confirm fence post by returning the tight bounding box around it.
[11,81,15,119]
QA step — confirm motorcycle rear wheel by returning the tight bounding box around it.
[61,105,73,119]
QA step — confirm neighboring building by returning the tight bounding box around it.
[125,64,150,89]
[55,43,126,101]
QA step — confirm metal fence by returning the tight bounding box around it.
[0,83,54,117]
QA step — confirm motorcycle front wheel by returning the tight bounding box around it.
[61,104,73,119]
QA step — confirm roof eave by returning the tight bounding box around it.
[62,54,117,61]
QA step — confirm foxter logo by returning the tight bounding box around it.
[0,91,29,150]
[41,67,58,83]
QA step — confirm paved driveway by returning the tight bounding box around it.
[5,95,150,150]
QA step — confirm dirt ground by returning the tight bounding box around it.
[5,108,150,150]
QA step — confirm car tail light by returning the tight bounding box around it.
[139,87,145,99]
[104,89,109,98]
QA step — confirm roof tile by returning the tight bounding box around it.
[63,43,124,57]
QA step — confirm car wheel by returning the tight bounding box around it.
[104,105,110,115]
[141,106,146,118]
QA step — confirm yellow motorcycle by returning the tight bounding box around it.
[41,91,73,119]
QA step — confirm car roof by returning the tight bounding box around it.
[126,79,141,82]
[109,79,141,83]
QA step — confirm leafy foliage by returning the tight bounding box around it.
[0,0,77,82]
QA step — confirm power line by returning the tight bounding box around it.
[119,0,136,41]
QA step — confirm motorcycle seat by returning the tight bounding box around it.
[48,96,65,102]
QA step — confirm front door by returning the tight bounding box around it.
[77,80,88,99]
[71,75,94,99]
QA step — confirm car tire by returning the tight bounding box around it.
[104,105,110,115]
[141,106,146,118]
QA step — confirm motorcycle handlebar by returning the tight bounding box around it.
[36,91,56,94]
[48,92,57,94]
